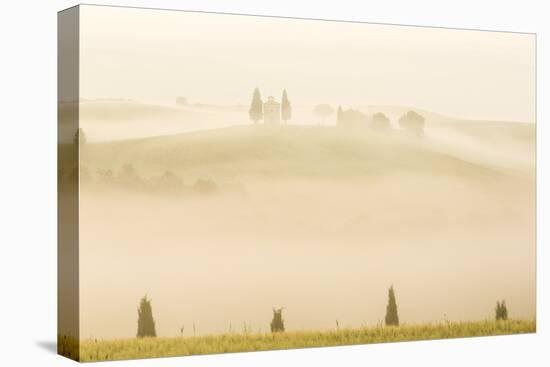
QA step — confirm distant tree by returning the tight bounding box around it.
[193,178,218,194]
[371,112,391,131]
[281,89,292,124]
[137,296,157,337]
[385,286,399,326]
[495,300,508,321]
[119,163,139,180]
[116,163,143,189]
[313,104,334,125]
[398,110,425,136]
[338,108,368,128]
[73,128,86,146]
[337,106,343,125]
[249,88,263,124]
[270,308,285,332]
[160,171,183,189]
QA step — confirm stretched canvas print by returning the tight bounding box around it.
[58,4,536,362]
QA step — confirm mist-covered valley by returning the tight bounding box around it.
[74,102,535,339]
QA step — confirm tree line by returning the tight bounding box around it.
[337,107,425,136]
[247,88,425,136]
[57,160,246,196]
[135,287,509,338]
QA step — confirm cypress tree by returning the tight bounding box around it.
[281,89,292,123]
[496,300,508,321]
[501,300,508,320]
[385,286,399,326]
[73,127,86,146]
[270,308,285,332]
[137,296,157,337]
[249,88,263,124]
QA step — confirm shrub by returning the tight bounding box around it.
[496,300,508,321]
[271,308,285,333]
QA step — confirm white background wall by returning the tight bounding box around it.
[0,0,547,366]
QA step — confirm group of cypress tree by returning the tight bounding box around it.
[135,289,401,338]
[248,88,292,124]
[136,291,510,338]
[384,287,511,326]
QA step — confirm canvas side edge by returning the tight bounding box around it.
[58,5,81,362]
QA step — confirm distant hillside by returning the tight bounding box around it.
[356,104,534,141]
[81,124,507,181]
[80,100,192,121]
[76,100,246,120]
[70,100,248,141]
[69,100,535,143]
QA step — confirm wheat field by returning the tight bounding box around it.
[75,319,535,362]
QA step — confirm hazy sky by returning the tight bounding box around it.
[80,5,535,122]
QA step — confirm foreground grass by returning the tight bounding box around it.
[79,319,535,362]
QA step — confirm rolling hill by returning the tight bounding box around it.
[81,124,513,181]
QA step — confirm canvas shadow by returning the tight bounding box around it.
[36,340,57,354]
